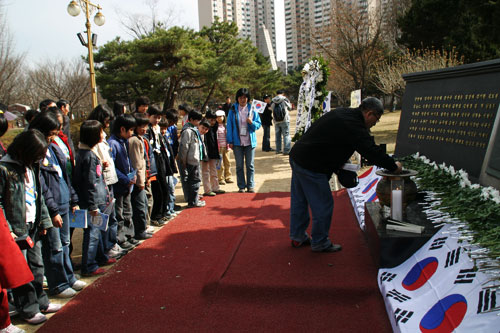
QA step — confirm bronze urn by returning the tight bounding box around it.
[375,169,419,208]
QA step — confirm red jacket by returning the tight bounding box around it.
[0,208,33,288]
[55,131,75,168]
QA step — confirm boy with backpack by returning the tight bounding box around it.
[271,90,292,155]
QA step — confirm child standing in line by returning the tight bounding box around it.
[215,110,233,185]
[159,119,179,216]
[73,121,111,277]
[164,109,179,158]
[29,111,86,299]
[178,110,205,208]
[145,107,177,223]
[129,114,153,240]
[0,130,62,324]
[87,104,128,256]
[201,110,225,196]
[108,114,137,249]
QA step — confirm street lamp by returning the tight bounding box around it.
[67,0,105,109]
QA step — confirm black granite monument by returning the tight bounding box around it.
[364,59,500,267]
[395,59,500,184]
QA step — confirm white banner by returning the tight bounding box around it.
[350,89,361,108]
[379,223,500,332]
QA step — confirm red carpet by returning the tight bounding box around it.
[39,190,391,332]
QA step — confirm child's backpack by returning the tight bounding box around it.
[273,101,286,122]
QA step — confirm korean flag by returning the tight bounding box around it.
[250,99,267,114]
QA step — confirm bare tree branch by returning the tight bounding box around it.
[0,2,25,104]
[24,58,92,117]
[115,0,176,39]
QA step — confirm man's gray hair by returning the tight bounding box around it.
[360,97,384,115]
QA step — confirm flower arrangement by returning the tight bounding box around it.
[401,153,500,283]
[293,56,330,141]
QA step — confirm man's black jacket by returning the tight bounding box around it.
[290,107,397,176]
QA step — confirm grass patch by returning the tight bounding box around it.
[1,128,24,147]
[371,110,401,154]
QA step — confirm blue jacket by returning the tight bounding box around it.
[40,143,79,218]
[107,134,135,196]
[73,148,109,211]
[226,102,261,148]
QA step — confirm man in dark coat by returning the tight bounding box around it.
[289,97,402,252]
[260,95,273,152]
[221,97,232,117]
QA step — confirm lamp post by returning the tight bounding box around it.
[67,0,105,109]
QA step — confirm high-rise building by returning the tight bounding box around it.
[198,0,277,69]
[285,0,392,70]
[284,0,332,70]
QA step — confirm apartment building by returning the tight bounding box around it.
[285,0,393,70]
[198,0,277,69]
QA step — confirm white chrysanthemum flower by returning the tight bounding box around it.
[459,180,467,188]
[470,184,480,189]
[448,165,456,175]
[316,91,322,97]
[458,169,468,178]
[413,152,420,158]
[481,188,490,199]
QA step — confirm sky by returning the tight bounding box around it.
[4,0,286,66]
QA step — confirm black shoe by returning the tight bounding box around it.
[128,238,140,245]
[313,244,342,253]
[174,204,182,211]
[291,238,311,248]
[119,241,135,250]
[135,232,153,240]
[151,219,167,226]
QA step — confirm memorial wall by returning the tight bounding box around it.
[395,59,500,182]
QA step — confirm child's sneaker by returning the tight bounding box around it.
[187,201,206,208]
[0,323,25,332]
[41,303,62,314]
[71,280,87,291]
[23,313,47,325]
[225,179,234,184]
